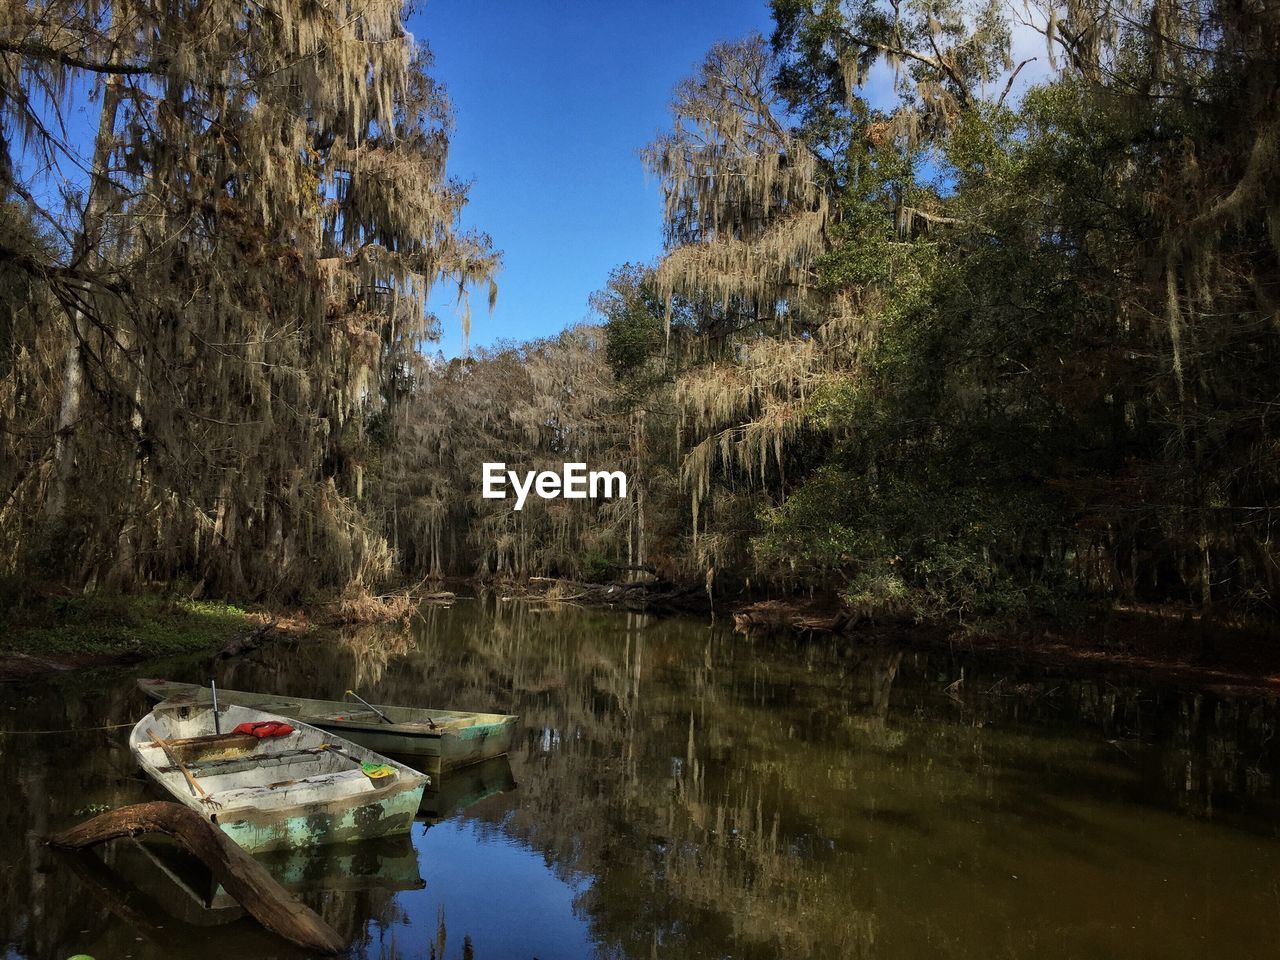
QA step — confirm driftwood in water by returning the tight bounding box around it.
[519,576,706,613]
[48,801,344,953]
[732,599,852,635]
[218,619,276,658]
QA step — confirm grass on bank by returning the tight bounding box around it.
[0,589,254,659]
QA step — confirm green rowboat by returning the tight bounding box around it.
[139,678,519,773]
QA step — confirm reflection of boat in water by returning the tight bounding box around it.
[58,761,517,957]
[69,830,427,954]
[114,831,426,913]
[73,838,244,929]
[250,834,427,896]
[416,755,517,821]
[96,760,512,916]
[131,698,427,854]
[140,678,519,773]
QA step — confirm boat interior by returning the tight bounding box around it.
[307,704,512,731]
[136,703,400,810]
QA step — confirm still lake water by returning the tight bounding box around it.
[4,592,1280,959]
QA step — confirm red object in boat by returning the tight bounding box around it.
[232,720,294,738]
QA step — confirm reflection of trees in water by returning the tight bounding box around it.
[0,680,156,960]
[414,603,1280,959]
[240,596,1280,960]
[899,652,1280,824]
[5,602,1280,960]
[635,645,903,954]
[386,599,900,957]
[333,621,418,690]
[222,620,419,696]
[368,906,473,960]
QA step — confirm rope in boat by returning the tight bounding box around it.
[0,721,134,735]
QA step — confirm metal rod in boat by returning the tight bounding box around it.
[344,690,394,724]
[211,679,220,735]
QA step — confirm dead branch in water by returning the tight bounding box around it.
[218,619,276,658]
[48,801,345,953]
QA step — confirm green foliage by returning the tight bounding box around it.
[667,0,1280,621]
[1,593,250,657]
[595,264,694,398]
[578,548,613,583]
[0,0,496,601]
[6,0,1275,631]
[598,266,666,382]
[760,465,1069,621]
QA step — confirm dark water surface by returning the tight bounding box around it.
[4,593,1280,959]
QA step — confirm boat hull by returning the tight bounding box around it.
[316,716,517,774]
[215,781,423,853]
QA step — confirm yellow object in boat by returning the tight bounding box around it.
[360,761,395,779]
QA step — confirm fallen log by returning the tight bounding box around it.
[218,619,275,658]
[48,801,345,953]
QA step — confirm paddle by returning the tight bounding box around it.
[314,745,398,781]
[150,732,220,808]
[343,690,395,725]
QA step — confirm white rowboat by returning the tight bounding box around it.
[130,698,429,854]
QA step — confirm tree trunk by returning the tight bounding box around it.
[47,74,124,528]
[48,801,345,953]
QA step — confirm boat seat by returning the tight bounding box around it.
[209,768,383,810]
[160,746,333,778]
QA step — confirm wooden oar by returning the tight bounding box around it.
[344,690,396,725]
[344,688,438,730]
[151,732,219,807]
[318,741,373,770]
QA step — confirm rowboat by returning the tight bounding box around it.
[138,678,519,773]
[130,698,428,854]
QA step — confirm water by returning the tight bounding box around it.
[4,592,1280,959]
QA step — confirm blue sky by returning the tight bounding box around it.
[415,0,778,357]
